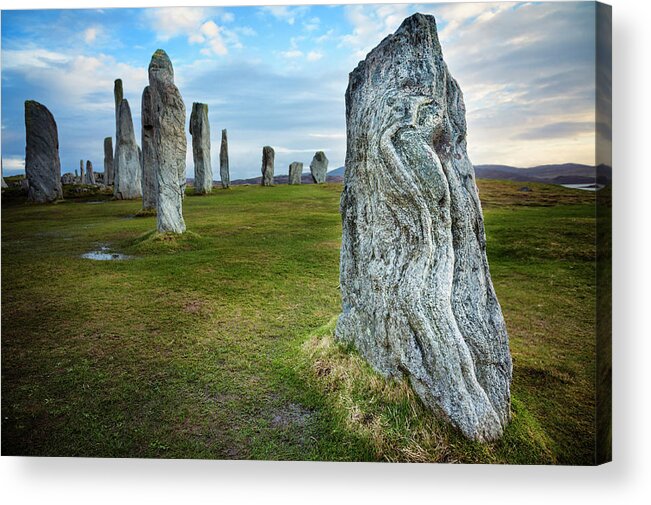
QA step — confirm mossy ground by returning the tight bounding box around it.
[1,180,597,463]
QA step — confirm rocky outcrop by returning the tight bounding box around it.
[261,146,274,186]
[104,137,114,186]
[140,85,157,211]
[61,173,75,185]
[85,160,95,185]
[289,162,303,184]
[336,13,512,442]
[149,49,186,233]
[310,151,328,184]
[113,99,142,199]
[24,100,63,203]
[189,102,212,194]
[219,129,230,189]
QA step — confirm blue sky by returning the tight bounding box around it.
[1,2,602,179]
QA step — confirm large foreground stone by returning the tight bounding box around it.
[24,100,62,203]
[310,151,328,184]
[140,85,157,211]
[220,129,230,189]
[189,102,212,194]
[149,49,186,233]
[261,146,274,186]
[288,162,303,185]
[336,13,512,442]
[104,137,114,186]
[114,99,142,199]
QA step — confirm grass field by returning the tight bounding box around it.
[1,180,598,463]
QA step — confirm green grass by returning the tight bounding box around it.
[1,181,597,463]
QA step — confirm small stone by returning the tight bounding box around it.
[220,129,230,189]
[24,100,63,203]
[310,151,328,184]
[189,102,212,194]
[261,146,275,186]
[288,162,303,185]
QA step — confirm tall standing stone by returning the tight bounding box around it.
[79,159,84,184]
[85,160,95,185]
[336,13,512,442]
[24,100,62,203]
[219,129,230,189]
[310,151,328,184]
[288,162,303,185]
[104,137,114,186]
[114,99,142,199]
[140,85,157,211]
[149,49,186,234]
[113,79,123,188]
[189,102,212,195]
[261,146,274,186]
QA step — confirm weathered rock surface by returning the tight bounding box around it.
[113,79,123,185]
[1,177,8,189]
[261,146,275,186]
[310,151,328,184]
[104,137,114,186]
[24,100,63,203]
[335,13,512,442]
[149,49,186,233]
[85,160,95,185]
[140,85,157,211]
[79,159,84,184]
[219,129,230,189]
[288,162,303,184]
[61,173,75,185]
[113,99,142,199]
[189,102,212,194]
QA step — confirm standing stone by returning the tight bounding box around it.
[149,49,186,233]
[104,137,114,186]
[114,99,142,199]
[1,177,7,189]
[310,151,328,184]
[261,146,274,186]
[79,159,85,184]
[24,100,62,203]
[288,162,303,185]
[189,102,212,195]
[336,13,512,442]
[219,129,230,189]
[140,85,157,211]
[113,79,123,188]
[85,160,95,185]
[61,173,75,185]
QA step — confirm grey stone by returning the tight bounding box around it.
[79,159,84,184]
[261,146,274,186]
[310,151,328,184]
[1,177,7,189]
[104,137,114,186]
[220,129,230,189]
[289,162,303,185]
[113,79,123,184]
[140,85,157,211]
[335,13,512,442]
[149,49,186,233]
[24,100,63,203]
[113,99,142,199]
[189,102,212,194]
[61,172,75,185]
[85,160,95,185]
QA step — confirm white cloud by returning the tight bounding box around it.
[259,6,308,26]
[307,51,323,62]
[303,17,320,32]
[2,157,25,170]
[220,12,235,24]
[280,49,303,59]
[83,27,100,44]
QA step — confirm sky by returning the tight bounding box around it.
[1,2,603,179]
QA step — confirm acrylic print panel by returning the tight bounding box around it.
[0,1,611,464]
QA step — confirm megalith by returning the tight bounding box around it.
[261,146,274,186]
[79,159,84,184]
[140,85,157,211]
[113,79,123,186]
[335,13,512,442]
[288,162,303,185]
[24,100,63,203]
[85,160,95,185]
[189,102,212,194]
[219,129,230,189]
[149,49,186,233]
[114,99,142,199]
[310,151,328,184]
[104,137,114,186]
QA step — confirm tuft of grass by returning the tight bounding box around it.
[130,230,203,253]
[134,208,157,218]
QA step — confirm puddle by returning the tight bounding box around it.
[85,201,107,205]
[81,245,131,261]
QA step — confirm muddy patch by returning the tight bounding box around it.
[271,403,314,429]
[81,244,132,261]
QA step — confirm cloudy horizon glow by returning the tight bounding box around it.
[1,2,602,179]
